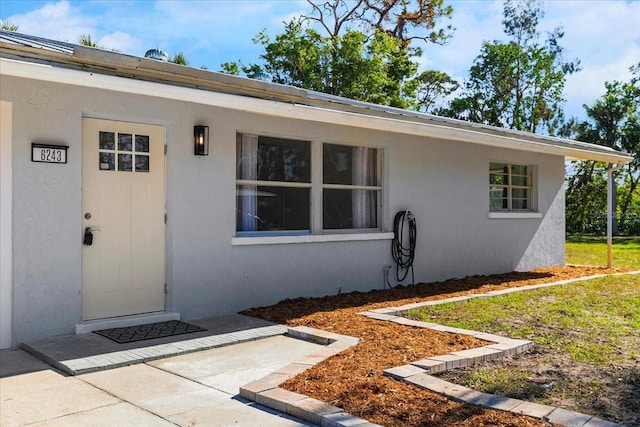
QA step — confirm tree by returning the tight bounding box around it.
[302,0,454,46]
[438,0,579,135]
[230,21,420,109]
[565,64,640,235]
[414,70,458,111]
[221,1,457,111]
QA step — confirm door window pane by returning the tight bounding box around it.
[135,135,150,152]
[99,152,115,170]
[118,154,132,171]
[135,155,150,172]
[118,133,132,151]
[99,132,115,150]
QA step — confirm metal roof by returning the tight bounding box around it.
[0,30,74,54]
[0,29,633,165]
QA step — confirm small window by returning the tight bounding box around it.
[323,144,381,229]
[236,134,311,233]
[490,163,534,211]
[98,131,150,173]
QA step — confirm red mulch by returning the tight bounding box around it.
[243,266,622,426]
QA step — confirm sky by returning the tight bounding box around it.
[1,0,639,121]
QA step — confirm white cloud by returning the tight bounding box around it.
[542,0,640,117]
[8,0,97,42]
[98,31,143,54]
[420,1,503,75]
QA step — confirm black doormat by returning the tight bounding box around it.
[94,320,206,344]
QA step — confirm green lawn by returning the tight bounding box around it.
[409,274,640,364]
[410,236,640,363]
[407,237,640,424]
[566,236,640,269]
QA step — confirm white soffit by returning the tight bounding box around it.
[0,57,632,165]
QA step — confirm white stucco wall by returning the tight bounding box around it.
[0,100,13,349]
[0,72,565,345]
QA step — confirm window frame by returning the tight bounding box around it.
[235,133,312,236]
[489,162,536,213]
[321,142,383,233]
[235,132,385,237]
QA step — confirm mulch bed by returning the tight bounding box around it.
[242,265,622,427]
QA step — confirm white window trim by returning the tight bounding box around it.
[488,212,542,219]
[232,232,394,246]
[235,134,386,238]
[489,162,537,215]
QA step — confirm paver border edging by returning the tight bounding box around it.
[365,271,638,427]
[240,271,637,427]
[240,326,383,427]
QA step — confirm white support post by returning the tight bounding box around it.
[607,163,622,268]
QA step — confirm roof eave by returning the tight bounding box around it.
[0,40,634,165]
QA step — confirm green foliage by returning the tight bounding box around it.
[169,52,189,66]
[78,33,101,48]
[414,70,459,111]
[1,20,19,31]
[77,33,121,53]
[219,1,458,111]
[438,0,578,135]
[226,20,421,109]
[565,64,640,235]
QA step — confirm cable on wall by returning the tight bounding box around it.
[391,210,417,285]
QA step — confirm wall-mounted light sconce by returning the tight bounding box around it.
[194,125,209,156]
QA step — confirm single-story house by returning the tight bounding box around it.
[0,30,632,348]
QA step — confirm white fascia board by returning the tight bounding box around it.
[1,58,632,165]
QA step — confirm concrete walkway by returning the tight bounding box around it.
[1,315,320,426]
[18,314,289,375]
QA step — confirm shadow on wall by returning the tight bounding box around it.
[515,186,565,271]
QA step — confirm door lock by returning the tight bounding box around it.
[83,227,100,246]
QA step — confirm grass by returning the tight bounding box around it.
[409,274,640,364]
[410,236,640,365]
[406,237,640,423]
[566,235,640,269]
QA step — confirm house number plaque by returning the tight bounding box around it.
[32,143,68,164]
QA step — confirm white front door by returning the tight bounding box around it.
[82,118,166,321]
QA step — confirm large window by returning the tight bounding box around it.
[236,134,383,235]
[236,134,311,233]
[489,163,534,211]
[323,144,381,229]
